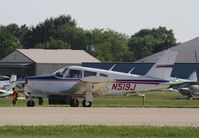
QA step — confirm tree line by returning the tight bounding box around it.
[0,15,177,62]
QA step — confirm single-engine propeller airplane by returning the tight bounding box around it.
[24,50,177,107]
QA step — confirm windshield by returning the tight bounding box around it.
[53,67,68,78]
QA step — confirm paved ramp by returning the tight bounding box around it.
[0,107,199,126]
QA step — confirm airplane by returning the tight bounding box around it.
[0,75,10,89]
[23,50,177,107]
[0,81,17,98]
[169,71,199,100]
[0,75,17,90]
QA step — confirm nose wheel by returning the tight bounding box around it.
[69,98,79,107]
[27,100,35,107]
[82,100,92,107]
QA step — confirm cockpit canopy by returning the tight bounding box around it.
[53,67,108,79]
[53,67,81,78]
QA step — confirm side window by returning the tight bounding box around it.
[69,70,81,78]
[84,71,97,77]
[99,73,108,77]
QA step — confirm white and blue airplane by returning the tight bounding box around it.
[24,50,177,107]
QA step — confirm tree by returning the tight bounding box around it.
[23,15,76,49]
[128,26,176,60]
[0,15,177,62]
[56,24,88,50]
[91,29,134,62]
[4,24,31,48]
[0,28,22,59]
[35,37,71,49]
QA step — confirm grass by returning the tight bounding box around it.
[93,91,199,108]
[0,125,199,138]
[1,92,199,138]
[1,91,199,108]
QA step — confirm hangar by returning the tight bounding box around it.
[0,49,100,77]
[134,37,199,78]
[83,37,199,79]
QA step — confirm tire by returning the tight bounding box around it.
[27,100,35,107]
[69,99,79,107]
[82,100,92,107]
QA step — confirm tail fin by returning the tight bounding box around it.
[7,81,17,93]
[188,71,198,82]
[145,50,178,80]
[9,75,17,83]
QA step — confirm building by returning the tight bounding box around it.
[0,49,100,77]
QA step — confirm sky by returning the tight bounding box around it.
[0,0,199,42]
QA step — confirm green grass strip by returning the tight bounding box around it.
[1,91,199,108]
[0,125,199,138]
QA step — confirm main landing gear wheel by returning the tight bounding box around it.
[70,99,79,107]
[82,100,92,107]
[27,100,35,107]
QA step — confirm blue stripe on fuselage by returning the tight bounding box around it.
[26,75,79,81]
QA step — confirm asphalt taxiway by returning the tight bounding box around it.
[0,107,199,126]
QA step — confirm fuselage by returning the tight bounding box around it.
[25,66,170,98]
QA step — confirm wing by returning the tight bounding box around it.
[63,76,114,96]
[169,80,198,89]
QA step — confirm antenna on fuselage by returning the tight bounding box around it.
[109,64,116,71]
[128,67,135,74]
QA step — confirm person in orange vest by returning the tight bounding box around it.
[12,87,18,106]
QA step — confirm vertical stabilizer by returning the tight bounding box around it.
[145,50,177,80]
[5,81,17,94]
[9,75,17,83]
[188,71,198,82]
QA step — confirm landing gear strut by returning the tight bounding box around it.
[69,98,79,107]
[82,100,92,107]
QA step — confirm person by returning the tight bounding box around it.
[12,87,18,106]
[69,70,80,78]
